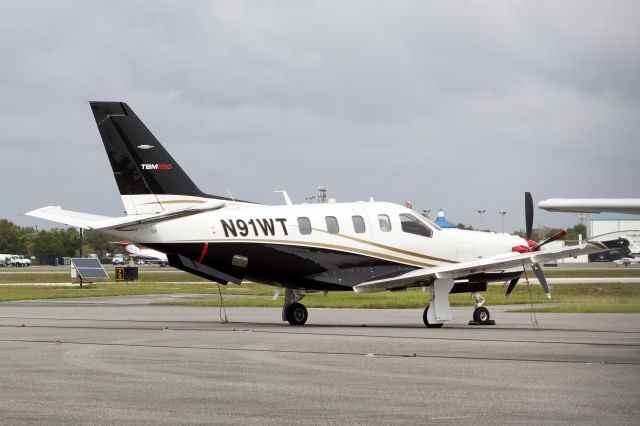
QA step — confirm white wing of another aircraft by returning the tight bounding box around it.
[538,198,640,215]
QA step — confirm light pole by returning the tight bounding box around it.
[477,209,486,231]
[317,186,327,203]
[498,211,506,233]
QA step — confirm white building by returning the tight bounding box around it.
[589,213,640,238]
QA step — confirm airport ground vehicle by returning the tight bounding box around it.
[0,254,11,267]
[111,254,126,265]
[8,255,31,267]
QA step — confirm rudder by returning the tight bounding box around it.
[90,101,234,214]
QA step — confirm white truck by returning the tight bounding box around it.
[8,255,31,267]
[0,254,12,267]
[111,254,126,265]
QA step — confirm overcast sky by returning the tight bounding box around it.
[1,1,638,233]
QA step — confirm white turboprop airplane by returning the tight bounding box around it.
[26,102,629,327]
[111,241,168,266]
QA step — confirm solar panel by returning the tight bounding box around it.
[72,258,102,268]
[70,258,109,281]
[78,269,110,279]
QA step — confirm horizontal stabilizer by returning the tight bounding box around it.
[25,206,113,229]
[25,200,226,230]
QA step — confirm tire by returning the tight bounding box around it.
[473,306,490,325]
[423,305,443,328]
[285,302,308,326]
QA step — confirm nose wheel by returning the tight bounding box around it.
[469,291,494,325]
[472,306,491,325]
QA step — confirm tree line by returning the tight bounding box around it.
[0,219,121,265]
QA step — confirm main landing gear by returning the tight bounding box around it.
[422,304,443,328]
[422,280,494,328]
[282,288,308,326]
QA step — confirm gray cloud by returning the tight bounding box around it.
[1,0,638,232]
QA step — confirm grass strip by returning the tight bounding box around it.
[156,283,640,313]
[0,282,273,302]
[1,268,639,285]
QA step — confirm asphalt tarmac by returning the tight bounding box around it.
[1,297,639,425]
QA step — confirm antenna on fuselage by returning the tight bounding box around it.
[274,190,293,205]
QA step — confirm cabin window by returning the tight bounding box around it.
[297,217,312,235]
[378,214,392,232]
[399,213,432,237]
[325,216,339,234]
[352,215,366,233]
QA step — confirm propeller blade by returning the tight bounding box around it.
[531,262,551,299]
[505,275,521,297]
[525,192,534,240]
[532,230,567,251]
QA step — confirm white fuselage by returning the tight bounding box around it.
[109,201,526,272]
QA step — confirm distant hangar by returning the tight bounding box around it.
[589,212,640,238]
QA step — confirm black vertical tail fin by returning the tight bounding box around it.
[89,101,234,214]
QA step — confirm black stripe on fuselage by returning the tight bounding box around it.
[146,241,523,292]
[146,241,416,291]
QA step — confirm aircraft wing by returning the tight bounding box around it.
[25,200,226,230]
[353,238,629,293]
[538,198,640,215]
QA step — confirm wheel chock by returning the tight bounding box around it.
[468,320,496,326]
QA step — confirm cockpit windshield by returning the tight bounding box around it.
[400,213,435,237]
[417,213,442,231]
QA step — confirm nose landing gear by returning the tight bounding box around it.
[470,292,494,326]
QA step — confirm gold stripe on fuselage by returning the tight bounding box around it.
[311,228,458,264]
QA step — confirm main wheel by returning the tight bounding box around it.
[473,306,490,325]
[285,302,308,326]
[423,305,443,328]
